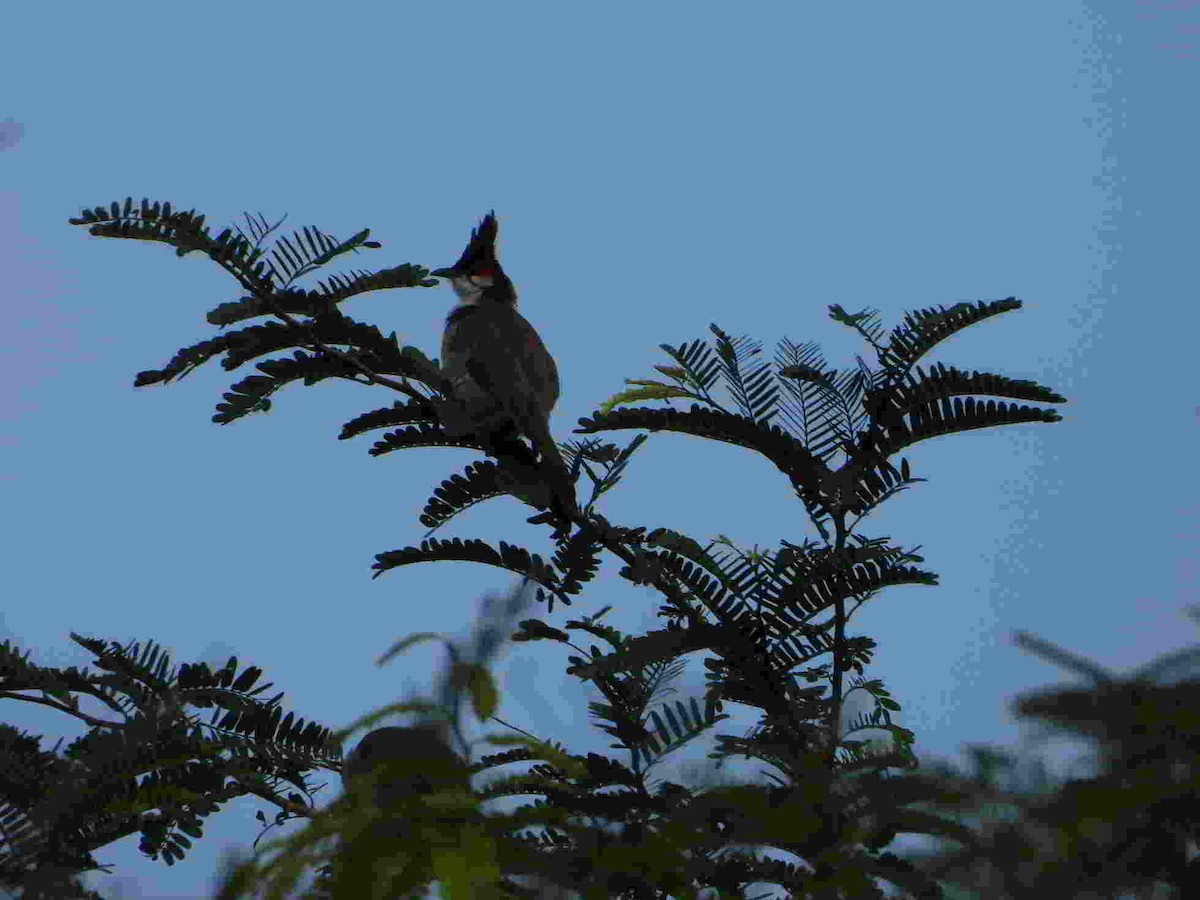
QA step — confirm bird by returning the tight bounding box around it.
[431,212,578,532]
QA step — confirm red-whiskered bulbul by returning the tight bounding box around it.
[431,212,577,530]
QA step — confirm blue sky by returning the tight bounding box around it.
[3,1,1198,896]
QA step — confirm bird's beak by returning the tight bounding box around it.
[430,267,456,279]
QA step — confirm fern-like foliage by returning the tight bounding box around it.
[585,298,1064,543]
[0,632,341,882]
[371,537,578,612]
[64,199,1091,897]
[69,199,440,428]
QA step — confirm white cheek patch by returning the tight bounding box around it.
[451,277,484,305]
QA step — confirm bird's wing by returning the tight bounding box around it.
[441,305,559,437]
[441,305,576,521]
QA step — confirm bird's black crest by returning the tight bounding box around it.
[446,210,499,275]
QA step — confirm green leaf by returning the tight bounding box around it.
[466,663,498,720]
[598,380,698,414]
[375,631,445,667]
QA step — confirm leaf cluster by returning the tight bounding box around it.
[1,199,1122,897]
[0,633,341,893]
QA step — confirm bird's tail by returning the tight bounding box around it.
[528,431,579,534]
[466,412,578,536]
